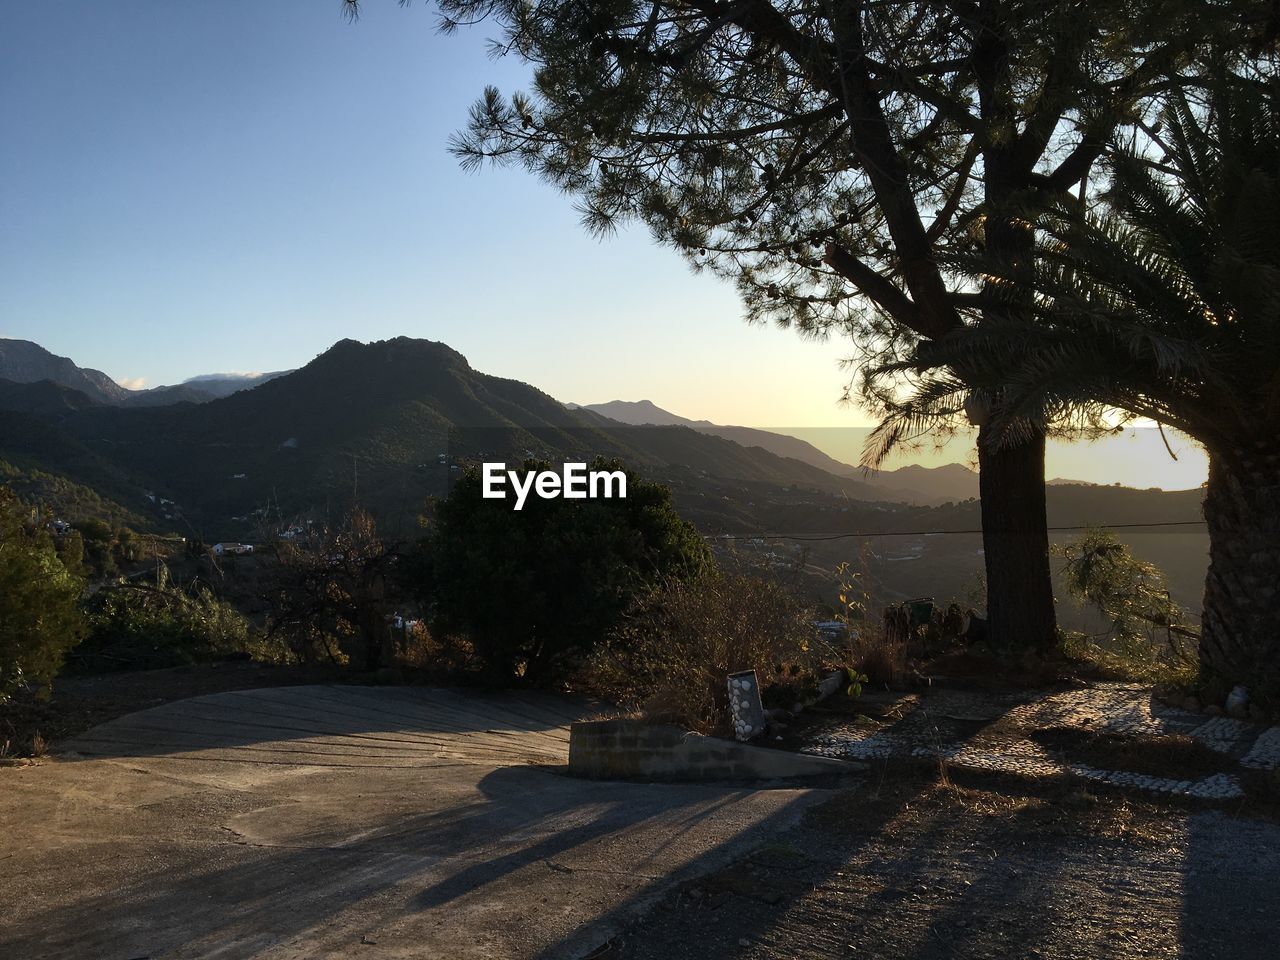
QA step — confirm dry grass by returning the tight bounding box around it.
[588,571,823,734]
[848,622,908,686]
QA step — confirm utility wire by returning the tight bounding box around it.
[712,519,1207,542]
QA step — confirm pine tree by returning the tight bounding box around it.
[354,0,1261,651]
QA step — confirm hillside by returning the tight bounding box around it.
[0,378,103,416]
[0,459,151,530]
[577,399,863,479]
[869,462,980,503]
[0,337,891,537]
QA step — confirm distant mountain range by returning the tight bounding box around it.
[0,338,290,407]
[0,336,911,532]
[574,398,982,504]
[0,337,1047,506]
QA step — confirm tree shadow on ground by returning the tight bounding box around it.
[546,708,1280,960]
[0,761,814,959]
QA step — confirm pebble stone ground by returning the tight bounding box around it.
[801,683,1280,801]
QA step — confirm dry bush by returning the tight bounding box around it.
[831,559,906,686]
[848,617,908,686]
[390,623,485,678]
[587,570,822,734]
[394,622,440,669]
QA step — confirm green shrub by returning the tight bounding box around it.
[415,460,711,686]
[77,574,254,671]
[71,517,118,577]
[1055,529,1197,685]
[0,488,86,701]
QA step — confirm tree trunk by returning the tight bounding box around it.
[978,425,1058,654]
[1199,447,1280,707]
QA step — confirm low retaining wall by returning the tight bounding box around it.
[568,719,863,783]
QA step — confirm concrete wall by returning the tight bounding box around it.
[568,719,863,783]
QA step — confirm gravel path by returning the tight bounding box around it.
[609,773,1280,960]
[799,683,1277,801]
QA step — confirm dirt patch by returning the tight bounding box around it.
[609,766,1280,960]
[808,766,1184,844]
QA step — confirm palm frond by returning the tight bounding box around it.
[872,67,1280,452]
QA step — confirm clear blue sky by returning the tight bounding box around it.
[0,1,1206,487]
[0,0,860,427]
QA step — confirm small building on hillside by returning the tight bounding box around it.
[212,542,254,557]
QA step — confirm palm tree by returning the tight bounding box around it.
[865,69,1280,707]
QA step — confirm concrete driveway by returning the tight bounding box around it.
[0,685,823,959]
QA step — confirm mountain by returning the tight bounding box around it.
[123,383,218,406]
[181,371,292,399]
[867,462,980,504]
[0,339,129,404]
[577,399,866,477]
[117,371,290,406]
[0,337,292,409]
[578,399,698,427]
[0,337,899,535]
[576,398,985,503]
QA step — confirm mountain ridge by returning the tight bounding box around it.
[575,398,984,504]
[0,338,292,408]
[0,337,1202,542]
[0,339,129,405]
[0,337,901,534]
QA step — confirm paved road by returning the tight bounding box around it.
[0,685,822,959]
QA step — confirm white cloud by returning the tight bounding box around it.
[118,376,147,390]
